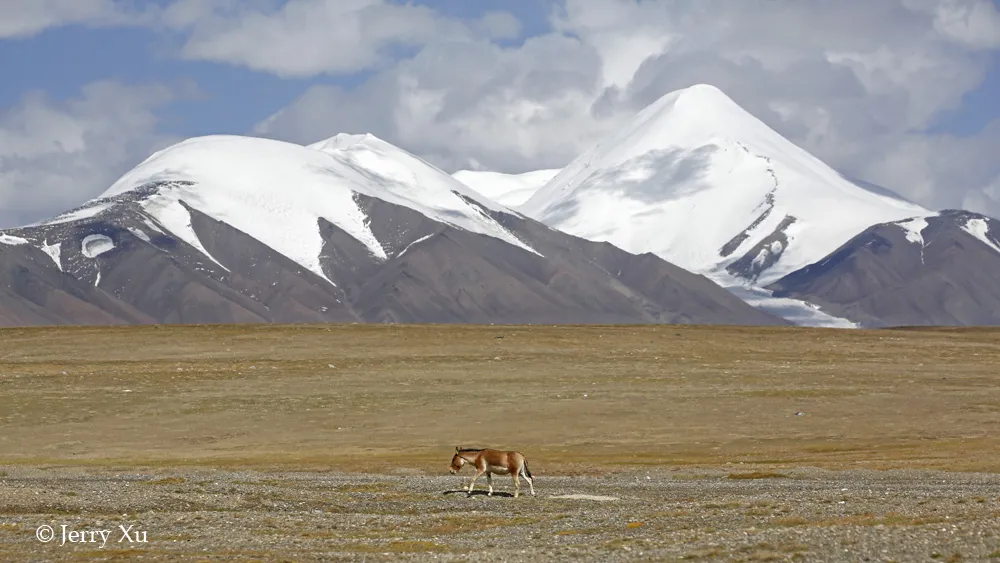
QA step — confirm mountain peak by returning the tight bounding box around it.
[308,132,385,152]
[520,83,930,287]
[651,83,737,112]
[305,132,518,217]
[627,83,792,163]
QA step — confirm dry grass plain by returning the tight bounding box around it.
[1,323,1000,561]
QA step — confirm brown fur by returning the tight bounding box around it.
[449,447,535,497]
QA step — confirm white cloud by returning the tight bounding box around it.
[1,0,516,79]
[0,81,188,227]
[477,11,522,41]
[861,119,1000,211]
[255,33,614,171]
[252,0,1000,218]
[5,0,999,220]
[170,0,491,77]
[0,0,153,38]
[906,0,1000,49]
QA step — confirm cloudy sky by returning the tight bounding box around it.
[1,0,999,227]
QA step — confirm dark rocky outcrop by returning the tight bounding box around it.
[767,210,1000,327]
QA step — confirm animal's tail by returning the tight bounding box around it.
[523,459,533,479]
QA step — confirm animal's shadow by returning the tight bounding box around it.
[442,489,515,498]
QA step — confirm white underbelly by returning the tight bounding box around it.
[487,465,510,475]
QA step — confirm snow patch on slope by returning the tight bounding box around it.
[521,84,930,287]
[81,234,115,258]
[128,228,151,243]
[142,218,163,234]
[396,234,435,258]
[140,190,233,273]
[962,217,1000,255]
[0,233,29,246]
[357,211,387,261]
[34,202,112,226]
[897,217,930,247]
[896,215,934,264]
[1,233,65,271]
[726,285,859,329]
[41,240,62,270]
[452,169,560,207]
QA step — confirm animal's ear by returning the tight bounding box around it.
[455,446,460,452]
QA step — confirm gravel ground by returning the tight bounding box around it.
[1,465,999,562]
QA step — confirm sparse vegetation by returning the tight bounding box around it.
[336,482,391,493]
[1,323,999,561]
[428,515,539,534]
[340,540,447,553]
[555,528,602,536]
[0,324,996,474]
[1,324,999,471]
[142,477,186,485]
[771,516,810,527]
[728,471,789,480]
[704,501,742,509]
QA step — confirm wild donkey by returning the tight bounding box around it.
[449,447,535,498]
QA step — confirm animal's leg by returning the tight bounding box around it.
[468,468,484,494]
[521,466,536,496]
[487,472,493,496]
[512,471,521,498]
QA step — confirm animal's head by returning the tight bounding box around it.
[449,447,467,474]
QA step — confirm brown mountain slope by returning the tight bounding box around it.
[767,210,1000,327]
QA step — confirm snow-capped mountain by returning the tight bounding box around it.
[98,133,540,283]
[0,133,784,327]
[520,84,931,288]
[767,210,1000,327]
[452,169,560,208]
